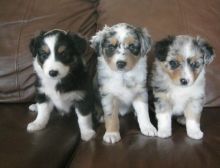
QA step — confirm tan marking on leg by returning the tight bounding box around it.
[104,97,120,132]
[184,110,201,123]
[184,100,203,123]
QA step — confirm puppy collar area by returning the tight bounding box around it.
[45,29,67,35]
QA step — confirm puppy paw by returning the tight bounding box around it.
[141,125,157,137]
[29,104,37,112]
[103,132,121,144]
[27,121,46,132]
[187,129,203,140]
[157,129,171,138]
[176,116,186,125]
[81,129,96,141]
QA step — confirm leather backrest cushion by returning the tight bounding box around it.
[97,0,220,107]
[0,0,98,102]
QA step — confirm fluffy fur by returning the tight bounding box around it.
[27,29,95,141]
[90,23,157,144]
[151,35,215,139]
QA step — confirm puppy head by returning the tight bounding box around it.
[90,23,152,71]
[155,35,215,87]
[30,29,87,79]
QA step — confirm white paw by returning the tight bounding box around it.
[27,121,46,132]
[187,129,204,140]
[103,132,121,144]
[81,129,96,141]
[29,104,37,112]
[140,125,157,137]
[157,129,171,138]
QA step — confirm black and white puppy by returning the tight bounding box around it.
[27,29,95,141]
[151,35,215,139]
[90,23,157,144]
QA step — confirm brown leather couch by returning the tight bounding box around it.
[0,0,219,167]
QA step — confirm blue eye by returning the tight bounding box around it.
[129,44,140,55]
[169,60,179,69]
[190,62,200,69]
[108,44,116,51]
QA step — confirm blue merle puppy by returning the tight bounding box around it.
[90,23,157,144]
[151,35,215,139]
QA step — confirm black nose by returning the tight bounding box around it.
[180,78,188,85]
[49,70,58,77]
[116,61,127,69]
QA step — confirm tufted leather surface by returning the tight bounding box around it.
[70,107,220,168]
[0,103,80,168]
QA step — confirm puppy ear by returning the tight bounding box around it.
[29,31,45,57]
[195,36,215,64]
[135,28,152,56]
[29,38,37,57]
[68,33,87,55]
[90,25,111,56]
[155,36,175,62]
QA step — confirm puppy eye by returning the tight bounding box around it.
[108,44,116,51]
[60,51,65,56]
[169,60,180,69]
[129,44,139,55]
[190,62,200,69]
[39,52,49,59]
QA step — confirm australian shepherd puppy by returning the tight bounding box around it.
[27,29,95,141]
[151,35,215,139]
[90,23,157,144]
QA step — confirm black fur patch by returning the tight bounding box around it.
[67,32,87,56]
[55,64,89,93]
[36,92,48,103]
[29,31,45,58]
[155,36,175,61]
[75,92,94,116]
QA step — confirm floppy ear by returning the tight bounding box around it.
[195,36,215,64]
[155,36,175,62]
[68,33,87,55]
[29,31,45,57]
[90,25,111,56]
[135,28,152,56]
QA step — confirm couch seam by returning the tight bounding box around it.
[15,0,33,101]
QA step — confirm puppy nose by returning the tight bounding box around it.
[49,70,58,77]
[116,61,127,69]
[180,78,188,85]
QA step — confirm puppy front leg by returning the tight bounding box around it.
[154,97,172,138]
[27,94,53,132]
[184,98,204,139]
[102,96,121,144]
[133,94,157,137]
[75,97,96,141]
[75,109,96,141]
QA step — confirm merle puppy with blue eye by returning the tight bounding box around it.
[27,29,95,141]
[90,23,157,144]
[151,35,215,139]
